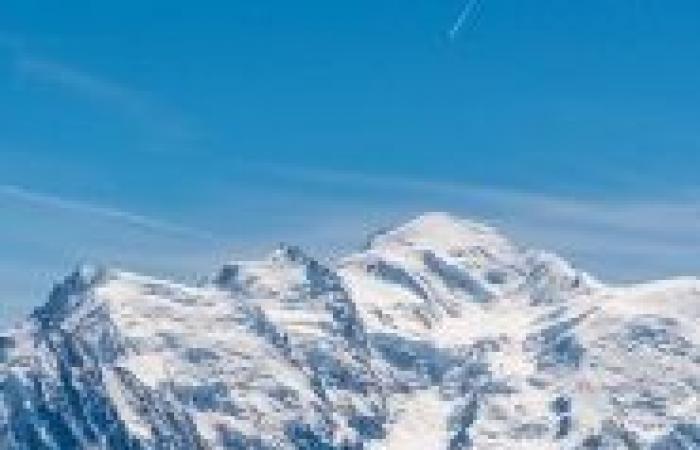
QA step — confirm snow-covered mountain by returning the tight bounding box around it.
[1,213,698,449]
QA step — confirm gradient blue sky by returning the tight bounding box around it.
[1,1,699,327]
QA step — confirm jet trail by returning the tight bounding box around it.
[0,184,219,242]
[448,0,480,41]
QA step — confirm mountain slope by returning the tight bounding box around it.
[1,213,698,449]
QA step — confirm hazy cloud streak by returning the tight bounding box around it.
[0,35,198,145]
[246,163,700,276]
[16,57,150,113]
[0,184,219,242]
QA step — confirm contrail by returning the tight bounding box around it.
[0,184,219,242]
[448,0,480,41]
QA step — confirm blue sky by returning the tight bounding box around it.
[1,1,699,327]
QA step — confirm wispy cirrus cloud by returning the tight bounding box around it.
[245,163,700,280]
[0,33,198,146]
[0,184,219,242]
[250,163,699,231]
[15,56,149,113]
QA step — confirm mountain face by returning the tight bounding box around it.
[1,213,698,450]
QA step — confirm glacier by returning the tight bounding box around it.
[0,212,698,449]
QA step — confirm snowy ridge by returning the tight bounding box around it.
[1,213,698,449]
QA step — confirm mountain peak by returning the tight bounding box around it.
[368,212,512,255]
[270,242,313,265]
[402,211,495,233]
[214,243,332,298]
[31,264,109,327]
